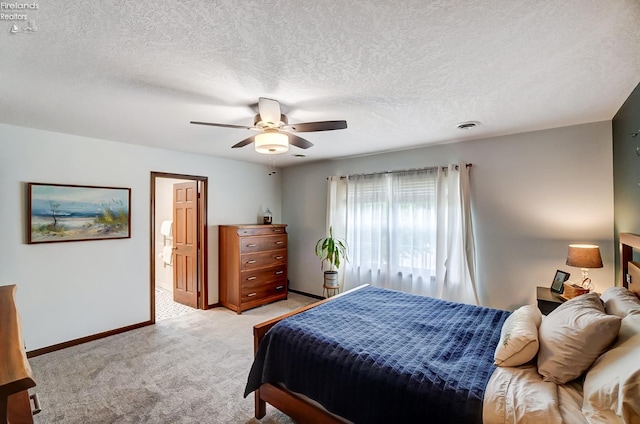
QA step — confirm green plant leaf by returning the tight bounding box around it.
[314,226,349,271]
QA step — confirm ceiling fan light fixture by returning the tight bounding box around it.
[255,131,289,154]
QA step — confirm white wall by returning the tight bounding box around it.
[282,121,614,310]
[0,123,281,351]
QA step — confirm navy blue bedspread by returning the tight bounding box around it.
[245,286,510,423]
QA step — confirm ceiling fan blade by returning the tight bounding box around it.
[258,97,281,125]
[287,133,314,149]
[231,134,257,148]
[190,121,254,130]
[287,120,347,132]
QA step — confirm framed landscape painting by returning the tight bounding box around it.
[28,183,131,244]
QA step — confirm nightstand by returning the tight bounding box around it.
[536,286,565,315]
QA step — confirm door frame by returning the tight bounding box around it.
[150,172,209,323]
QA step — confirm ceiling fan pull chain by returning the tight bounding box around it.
[268,155,277,176]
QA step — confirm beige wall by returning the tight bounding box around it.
[282,121,614,310]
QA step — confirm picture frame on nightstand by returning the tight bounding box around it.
[551,269,570,293]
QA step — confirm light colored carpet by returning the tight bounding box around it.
[29,293,317,423]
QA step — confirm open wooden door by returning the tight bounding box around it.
[173,181,198,308]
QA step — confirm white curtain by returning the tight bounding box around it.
[435,164,478,305]
[327,163,478,305]
[325,176,348,289]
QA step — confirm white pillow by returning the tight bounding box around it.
[600,286,640,318]
[537,292,621,384]
[494,304,542,367]
[484,365,563,424]
[582,314,640,423]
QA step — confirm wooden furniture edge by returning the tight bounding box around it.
[259,383,350,424]
[252,284,368,420]
[0,285,36,423]
[620,233,640,289]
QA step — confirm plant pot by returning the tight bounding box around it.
[323,270,339,288]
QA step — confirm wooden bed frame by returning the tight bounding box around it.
[252,233,640,422]
[620,232,640,296]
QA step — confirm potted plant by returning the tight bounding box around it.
[315,226,348,288]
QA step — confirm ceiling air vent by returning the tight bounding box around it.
[456,121,480,130]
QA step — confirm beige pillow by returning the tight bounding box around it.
[537,292,621,384]
[494,304,542,367]
[600,286,640,318]
[582,314,640,423]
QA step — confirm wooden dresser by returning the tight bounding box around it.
[1,285,37,424]
[219,224,288,314]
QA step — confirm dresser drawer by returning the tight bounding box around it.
[240,265,287,287]
[240,235,287,253]
[237,226,286,237]
[240,250,287,270]
[241,280,287,303]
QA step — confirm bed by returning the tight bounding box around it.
[245,233,640,423]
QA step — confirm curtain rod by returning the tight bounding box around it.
[329,163,472,180]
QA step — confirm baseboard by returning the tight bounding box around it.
[26,320,153,358]
[27,293,314,357]
[288,288,324,300]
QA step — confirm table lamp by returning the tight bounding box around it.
[566,244,603,290]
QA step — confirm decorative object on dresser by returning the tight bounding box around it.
[219,224,288,314]
[262,208,272,225]
[565,244,603,290]
[1,285,40,423]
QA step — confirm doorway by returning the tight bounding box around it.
[150,172,208,323]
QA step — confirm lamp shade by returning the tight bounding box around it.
[255,131,289,154]
[566,244,603,269]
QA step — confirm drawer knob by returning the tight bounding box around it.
[273,229,282,232]
[275,241,284,245]
[247,244,257,247]
[276,285,284,290]
[247,276,257,281]
[247,260,257,264]
[275,256,284,260]
[275,270,284,275]
[247,292,257,297]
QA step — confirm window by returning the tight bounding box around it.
[344,169,439,295]
[328,164,478,304]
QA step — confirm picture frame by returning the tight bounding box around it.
[550,269,570,293]
[28,182,131,244]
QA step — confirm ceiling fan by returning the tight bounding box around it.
[190,97,347,154]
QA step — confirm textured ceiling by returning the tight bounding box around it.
[2,0,639,167]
